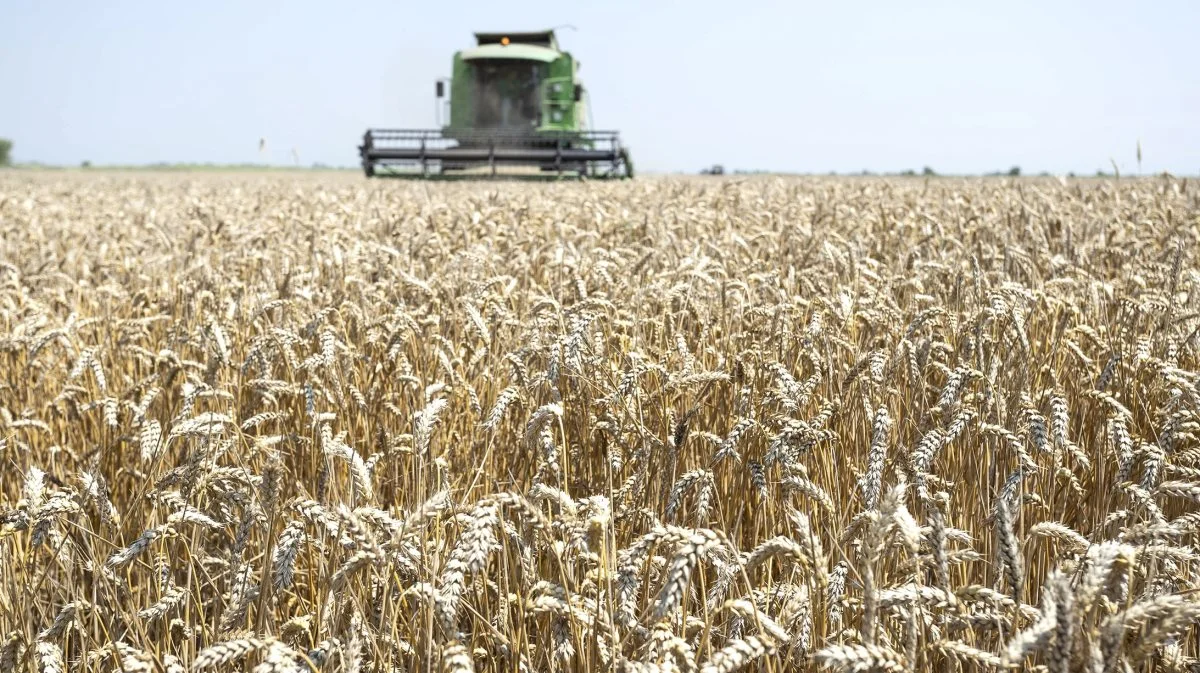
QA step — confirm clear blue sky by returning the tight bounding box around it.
[2,0,1196,174]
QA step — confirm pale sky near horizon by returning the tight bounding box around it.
[1,0,1196,174]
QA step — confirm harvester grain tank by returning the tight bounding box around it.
[359,30,633,179]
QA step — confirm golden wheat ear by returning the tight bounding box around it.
[1,172,1198,673]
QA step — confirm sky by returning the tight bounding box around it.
[1,0,1196,175]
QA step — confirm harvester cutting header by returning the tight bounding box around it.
[359,29,633,179]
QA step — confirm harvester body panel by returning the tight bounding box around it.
[360,30,631,179]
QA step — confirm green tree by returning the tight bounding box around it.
[922,166,937,176]
[0,138,12,166]
[1007,166,1021,177]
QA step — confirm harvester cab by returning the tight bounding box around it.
[359,30,633,179]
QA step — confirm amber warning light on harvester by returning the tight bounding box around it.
[500,36,510,45]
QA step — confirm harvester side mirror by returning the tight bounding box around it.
[436,81,445,98]
[574,85,583,102]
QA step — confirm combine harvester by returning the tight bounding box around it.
[359,30,633,179]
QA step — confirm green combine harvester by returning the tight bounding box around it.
[359,30,633,179]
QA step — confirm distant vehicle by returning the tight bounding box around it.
[359,30,633,179]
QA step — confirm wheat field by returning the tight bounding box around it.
[0,171,1198,673]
